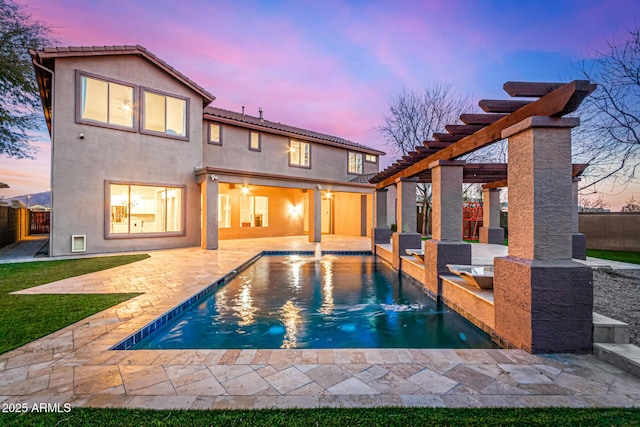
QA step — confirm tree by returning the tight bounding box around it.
[575,25,640,191]
[1,0,53,158]
[377,83,477,236]
[578,193,609,212]
[621,196,640,212]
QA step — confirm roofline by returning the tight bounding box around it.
[29,45,215,105]
[203,111,386,156]
[195,167,376,190]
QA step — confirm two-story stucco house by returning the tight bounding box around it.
[30,45,385,256]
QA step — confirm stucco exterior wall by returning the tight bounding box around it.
[203,121,377,182]
[579,212,640,252]
[50,56,204,256]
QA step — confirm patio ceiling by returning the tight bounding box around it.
[369,80,597,189]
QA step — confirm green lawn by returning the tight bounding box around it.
[2,407,639,426]
[586,248,640,265]
[0,255,148,354]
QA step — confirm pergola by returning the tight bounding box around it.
[369,80,595,188]
[369,80,597,354]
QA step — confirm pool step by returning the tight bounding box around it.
[593,343,640,377]
[593,312,630,344]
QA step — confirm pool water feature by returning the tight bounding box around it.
[132,255,496,350]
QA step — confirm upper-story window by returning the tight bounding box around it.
[348,152,363,174]
[365,153,378,163]
[209,123,222,145]
[77,71,136,130]
[249,131,261,151]
[290,139,310,168]
[142,89,188,139]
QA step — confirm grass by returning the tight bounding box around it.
[0,254,148,354]
[2,407,639,426]
[586,248,640,265]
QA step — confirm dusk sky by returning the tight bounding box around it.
[3,0,640,209]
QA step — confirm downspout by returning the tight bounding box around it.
[32,59,54,257]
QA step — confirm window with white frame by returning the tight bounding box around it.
[240,195,268,227]
[78,73,135,129]
[108,183,183,236]
[142,89,188,138]
[365,153,378,163]
[218,193,231,228]
[348,151,363,174]
[249,131,261,151]
[289,139,310,167]
[209,123,222,145]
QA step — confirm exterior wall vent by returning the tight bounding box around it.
[71,235,86,252]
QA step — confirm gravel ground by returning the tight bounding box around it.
[593,268,640,346]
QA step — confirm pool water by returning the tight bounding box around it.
[133,255,496,350]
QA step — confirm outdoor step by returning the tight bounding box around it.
[593,343,640,377]
[593,312,630,344]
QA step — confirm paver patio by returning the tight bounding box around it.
[1,236,640,409]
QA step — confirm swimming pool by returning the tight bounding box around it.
[130,255,496,350]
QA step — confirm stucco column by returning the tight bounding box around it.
[308,187,322,243]
[392,177,421,270]
[479,188,505,244]
[493,116,592,353]
[572,178,587,259]
[201,176,218,250]
[372,188,391,252]
[423,160,471,295]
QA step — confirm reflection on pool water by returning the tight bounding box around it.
[133,255,496,350]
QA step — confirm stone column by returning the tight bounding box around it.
[201,176,218,250]
[479,188,505,244]
[572,178,587,260]
[493,116,592,353]
[392,177,421,270]
[371,188,391,252]
[308,187,322,243]
[423,160,471,295]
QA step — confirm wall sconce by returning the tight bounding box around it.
[241,186,250,195]
[324,191,333,199]
[289,203,301,217]
[316,184,322,189]
[210,174,218,181]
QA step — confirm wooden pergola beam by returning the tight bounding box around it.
[424,140,452,149]
[503,81,565,97]
[479,99,531,113]
[445,124,485,135]
[481,163,591,189]
[433,133,464,142]
[375,80,596,189]
[460,113,507,125]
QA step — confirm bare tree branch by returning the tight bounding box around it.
[575,25,640,190]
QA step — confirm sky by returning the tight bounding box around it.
[2,0,640,210]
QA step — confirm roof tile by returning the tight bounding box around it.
[204,106,385,154]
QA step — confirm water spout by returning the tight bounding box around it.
[314,242,322,260]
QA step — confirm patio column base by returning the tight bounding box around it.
[479,227,505,245]
[372,227,392,253]
[392,232,421,270]
[493,256,593,353]
[572,233,587,260]
[423,240,471,296]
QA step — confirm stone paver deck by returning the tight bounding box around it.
[1,236,640,410]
